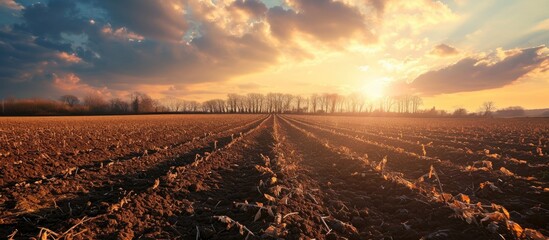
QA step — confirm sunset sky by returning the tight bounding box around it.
[0,0,548,111]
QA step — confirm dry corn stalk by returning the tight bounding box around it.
[428,165,446,202]
[109,191,132,213]
[479,181,503,193]
[151,178,160,190]
[375,156,387,173]
[213,215,254,237]
[262,224,288,238]
[234,201,275,222]
[264,193,276,202]
[37,216,96,240]
[499,167,514,176]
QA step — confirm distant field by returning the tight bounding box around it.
[0,115,547,239]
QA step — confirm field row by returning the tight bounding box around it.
[0,115,547,239]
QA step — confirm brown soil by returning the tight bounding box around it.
[0,114,547,239]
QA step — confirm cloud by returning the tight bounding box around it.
[0,0,283,97]
[367,0,390,13]
[530,17,549,33]
[17,0,87,39]
[267,0,375,43]
[230,0,268,19]
[430,43,458,56]
[0,0,467,100]
[91,0,188,42]
[51,72,100,92]
[56,52,82,63]
[409,45,549,95]
[0,0,23,10]
[383,0,456,35]
[0,28,59,83]
[50,72,112,98]
[379,58,405,72]
[100,25,144,42]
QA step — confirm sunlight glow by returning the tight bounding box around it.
[362,78,389,100]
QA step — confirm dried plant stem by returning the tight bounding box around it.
[430,165,446,202]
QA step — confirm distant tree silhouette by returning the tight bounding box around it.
[496,106,525,117]
[59,95,80,107]
[310,94,318,113]
[110,98,130,113]
[83,93,108,113]
[10,91,534,118]
[130,92,155,113]
[481,101,496,116]
[453,108,468,116]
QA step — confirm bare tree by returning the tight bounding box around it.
[481,101,496,116]
[274,93,284,113]
[319,94,329,113]
[246,93,265,113]
[310,94,318,113]
[166,98,185,112]
[203,99,226,113]
[282,94,293,113]
[215,99,226,112]
[202,100,214,112]
[187,101,200,112]
[131,94,139,113]
[348,93,361,113]
[411,96,423,113]
[152,100,167,112]
[327,94,340,113]
[130,92,155,113]
[110,98,130,113]
[453,108,468,117]
[395,95,404,113]
[295,95,304,113]
[265,93,274,113]
[379,96,395,113]
[59,95,80,107]
[227,94,240,113]
[84,93,108,113]
[140,94,155,113]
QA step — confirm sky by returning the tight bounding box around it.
[0,0,548,111]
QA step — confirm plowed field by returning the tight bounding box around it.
[0,115,547,239]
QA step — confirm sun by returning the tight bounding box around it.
[362,79,387,100]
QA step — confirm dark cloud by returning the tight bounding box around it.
[266,6,296,41]
[0,28,56,82]
[91,0,188,42]
[367,0,390,15]
[267,0,374,42]
[410,46,548,95]
[430,43,458,56]
[184,21,279,81]
[0,0,24,25]
[230,0,268,18]
[0,0,23,10]
[0,0,96,94]
[17,0,86,39]
[0,0,382,98]
[0,0,280,95]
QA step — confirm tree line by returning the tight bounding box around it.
[0,92,527,117]
[202,93,424,114]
